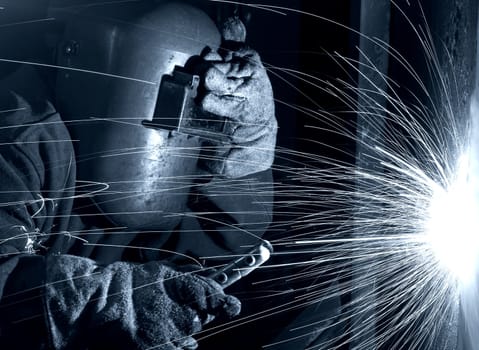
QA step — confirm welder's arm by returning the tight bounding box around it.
[198,18,277,179]
[0,91,240,350]
[0,145,239,350]
[0,172,236,350]
[139,166,274,266]
[44,255,240,350]
[180,169,274,260]
[0,253,240,350]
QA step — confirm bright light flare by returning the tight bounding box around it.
[425,153,479,284]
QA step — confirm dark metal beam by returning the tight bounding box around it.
[351,1,391,349]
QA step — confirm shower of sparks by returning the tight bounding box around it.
[196,1,477,349]
[0,1,477,350]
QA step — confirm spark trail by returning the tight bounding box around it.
[193,1,479,349]
[241,1,479,349]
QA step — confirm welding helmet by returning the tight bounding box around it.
[54,1,221,230]
[0,0,51,78]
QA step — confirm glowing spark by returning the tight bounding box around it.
[0,17,56,28]
[425,152,479,284]
[0,58,157,85]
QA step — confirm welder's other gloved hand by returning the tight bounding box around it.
[199,17,277,178]
[45,255,241,350]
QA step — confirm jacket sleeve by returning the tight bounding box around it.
[0,132,51,349]
[0,252,49,349]
[148,169,274,267]
[0,90,75,349]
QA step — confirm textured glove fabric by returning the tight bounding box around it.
[199,18,277,178]
[220,16,247,43]
[45,255,241,349]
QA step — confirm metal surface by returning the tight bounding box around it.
[351,1,390,349]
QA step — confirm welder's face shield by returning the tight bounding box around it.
[54,2,221,230]
[0,0,51,79]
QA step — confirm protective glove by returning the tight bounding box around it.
[45,254,241,350]
[199,17,277,178]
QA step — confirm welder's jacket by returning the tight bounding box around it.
[0,89,273,348]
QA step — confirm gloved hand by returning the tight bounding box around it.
[45,255,241,350]
[199,17,277,178]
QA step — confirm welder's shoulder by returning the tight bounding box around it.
[0,89,69,143]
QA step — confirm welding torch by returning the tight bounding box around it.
[207,240,273,289]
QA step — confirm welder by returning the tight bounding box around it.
[0,1,277,349]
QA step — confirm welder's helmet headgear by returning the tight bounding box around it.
[0,0,51,78]
[55,1,221,230]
